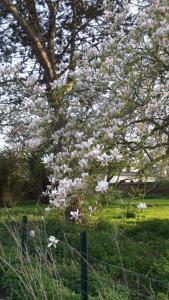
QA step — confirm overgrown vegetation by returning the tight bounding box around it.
[1,197,169,299]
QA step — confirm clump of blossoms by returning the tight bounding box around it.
[0,57,57,153]
[41,129,125,215]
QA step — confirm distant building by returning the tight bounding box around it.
[110,171,155,184]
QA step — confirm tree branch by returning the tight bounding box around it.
[1,0,57,82]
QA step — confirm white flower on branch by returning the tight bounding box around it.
[41,153,54,165]
[70,209,81,221]
[95,177,109,193]
[84,145,102,160]
[97,153,112,166]
[79,158,88,168]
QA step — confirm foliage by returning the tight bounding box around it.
[0,149,49,206]
[0,150,30,206]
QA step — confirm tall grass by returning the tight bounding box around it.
[0,211,129,300]
[0,206,169,299]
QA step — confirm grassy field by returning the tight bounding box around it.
[103,197,169,221]
[0,196,169,299]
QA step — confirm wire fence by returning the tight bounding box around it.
[0,215,169,299]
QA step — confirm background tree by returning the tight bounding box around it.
[0,148,49,206]
[0,150,29,206]
[26,151,49,203]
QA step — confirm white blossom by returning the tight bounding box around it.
[95,177,109,193]
[79,158,88,168]
[45,207,52,212]
[70,209,81,221]
[137,203,147,211]
[47,236,59,248]
[42,153,55,165]
[98,153,112,166]
[30,230,35,237]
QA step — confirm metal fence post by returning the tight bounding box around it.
[21,215,27,256]
[80,230,88,300]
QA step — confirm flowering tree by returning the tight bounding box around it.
[0,0,124,118]
[2,1,169,221]
[41,0,169,220]
[0,0,128,151]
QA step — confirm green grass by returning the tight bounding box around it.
[3,197,169,223]
[102,197,169,222]
[1,197,169,299]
